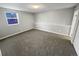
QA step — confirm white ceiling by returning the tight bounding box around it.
[0,3,77,13]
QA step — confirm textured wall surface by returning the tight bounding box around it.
[35,8,74,36]
[0,7,34,40]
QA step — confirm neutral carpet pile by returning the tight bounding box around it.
[0,29,77,56]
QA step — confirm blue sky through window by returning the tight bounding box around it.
[6,12,18,24]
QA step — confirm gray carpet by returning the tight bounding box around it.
[0,29,77,56]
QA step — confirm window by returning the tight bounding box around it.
[6,12,19,25]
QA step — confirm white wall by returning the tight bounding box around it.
[72,4,79,56]
[73,23,79,55]
[35,8,74,36]
[0,7,34,40]
[69,9,79,43]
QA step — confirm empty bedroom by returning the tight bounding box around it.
[0,3,79,56]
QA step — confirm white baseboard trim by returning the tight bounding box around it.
[35,23,70,35]
[35,28,71,40]
[35,27,69,36]
[0,28,34,40]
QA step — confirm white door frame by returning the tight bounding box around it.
[69,9,79,43]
